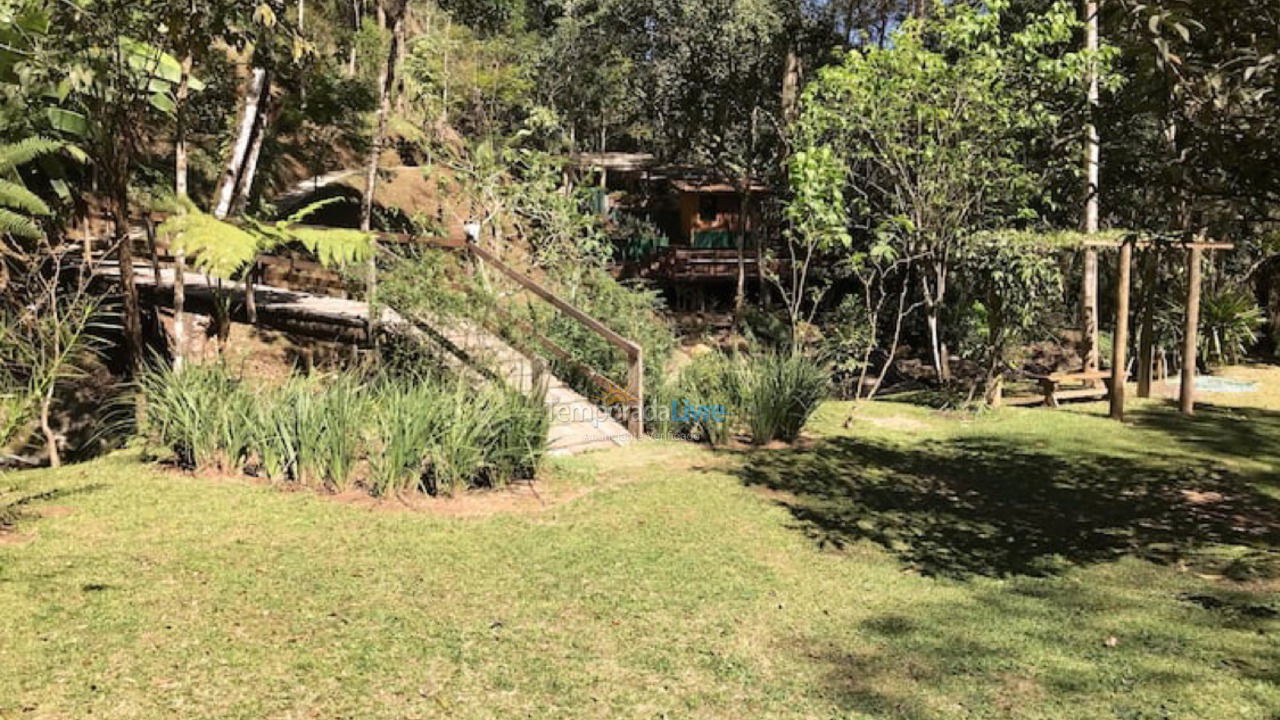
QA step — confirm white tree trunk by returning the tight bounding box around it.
[173,52,192,371]
[1081,0,1101,374]
[360,10,403,344]
[214,67,267,220]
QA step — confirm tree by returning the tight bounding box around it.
[771,145,850,350]
[955,231,1066,405]
[792,1,1086,382]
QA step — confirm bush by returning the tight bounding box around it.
[1200,287,1263,367]
[668,351,829,446]
[139,364,549,497]
[737,352,830,444]
[139,363,256,472]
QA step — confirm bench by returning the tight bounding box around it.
[1028,370,1117,408]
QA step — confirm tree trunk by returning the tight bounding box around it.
[1110,239,1132,420]
[781,47,801,125]
[173,51,193,371]
[232,71,271,217]
[40,385,59,468]
[360,9,403,345]
[1081,0,1101,376]
[175,53,193,198]
[113,185,143,376]
[214,67,267,220]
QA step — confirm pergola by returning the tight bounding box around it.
[1081,235,1235,421]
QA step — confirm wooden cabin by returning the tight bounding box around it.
[571,153,770,284]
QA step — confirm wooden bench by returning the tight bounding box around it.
[1029,370,1117,408]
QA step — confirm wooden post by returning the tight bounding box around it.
[1180,246,1203,415]
[627,347,644,440]
[1109,239,1132,420]
[244,261,259,325]
[1137,248,1157,398]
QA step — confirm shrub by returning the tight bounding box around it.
[139,364,548,498]
[669,351,829,446]
[674,352,741,446]
[1200,287,1263,367]
[139,363,255,472]
[737,352,830,444]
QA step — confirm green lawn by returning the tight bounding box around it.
[2,374,1279,718]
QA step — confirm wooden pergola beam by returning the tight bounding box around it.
[1082,239,1234,251]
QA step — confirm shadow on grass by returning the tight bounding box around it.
[790,577,1279,719]
[0,483,105,532]
[1129,401,1280,485]
[738,435,1280,579]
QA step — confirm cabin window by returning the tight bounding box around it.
[698,195,719,223]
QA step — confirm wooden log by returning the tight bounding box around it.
[1180,246,1203,415]
[1110,239,1132,420]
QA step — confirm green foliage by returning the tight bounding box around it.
[821,295,876,398]
[0,136,60,238]
[736,352,830,445]
[669,350,829,446]
[955,230,1065,386]
[159,198,375,280]
[0,288,105,453]
[138,362,256,472]
[1199,287,1264,368]
[159,203,262,279]
[533,266,676,406]
[139,363,549,497]
[785,146,850,253]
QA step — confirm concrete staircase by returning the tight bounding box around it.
[107,264,633,456]
[408,313,634,455]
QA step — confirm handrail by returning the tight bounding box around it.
[463,240,644,439]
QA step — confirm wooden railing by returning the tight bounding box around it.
[462,240,644,439]
[122,219,646,439]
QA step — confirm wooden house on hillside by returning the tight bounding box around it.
[572,152,771,286]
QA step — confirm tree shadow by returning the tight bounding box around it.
[738,435,1280,579]
[1129,401,1280,486]
[790,577,1279,718]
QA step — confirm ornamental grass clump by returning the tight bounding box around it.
[139,363,255,471]
[737,352,829,444]
[667,350,828,446]
[140,364,548,498]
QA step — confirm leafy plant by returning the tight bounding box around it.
[736,352,830,445]
[1200,287,1263,368]
[138,362,255,472]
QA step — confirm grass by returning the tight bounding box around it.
[2,369,1279,718]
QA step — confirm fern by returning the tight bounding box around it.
[246,197,375,269]
[0,137,61,240]
[159,204,261,280]
[0,137,62,172]
[161,196,376,279]
[291,227,375,267]
[0,208,42,239]
[0,179,51,217]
